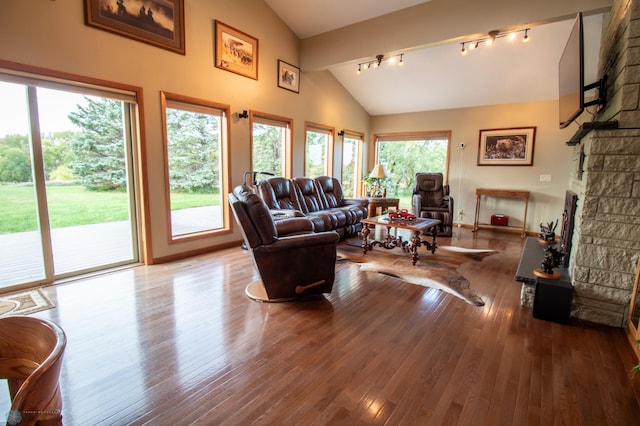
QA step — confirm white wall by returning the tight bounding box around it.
[371,99,577,232]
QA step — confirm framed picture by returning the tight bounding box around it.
[84,0,185,55]
[277,60,300,93]
[214,20,258,80]
[477,127,536,166]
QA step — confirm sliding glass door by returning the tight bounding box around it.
[0,82,47,286]
[0,79,139,290]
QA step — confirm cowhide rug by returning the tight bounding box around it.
[337,240,496,306]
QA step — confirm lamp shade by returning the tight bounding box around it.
[370,164,388,179]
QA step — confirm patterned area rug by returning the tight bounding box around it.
[337,241,496,306]
[0,288,55,317]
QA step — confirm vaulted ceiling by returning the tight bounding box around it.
[265,0,610,116]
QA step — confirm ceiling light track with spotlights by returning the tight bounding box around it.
[460,28,530,55]
[357,53,404,75]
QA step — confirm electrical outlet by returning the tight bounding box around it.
[539,174,552,182]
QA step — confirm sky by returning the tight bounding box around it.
[0,82,87,137]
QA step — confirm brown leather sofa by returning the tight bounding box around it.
[256,176,368,239]
[228,185,339,301]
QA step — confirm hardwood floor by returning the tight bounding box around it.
[2,229,640,425]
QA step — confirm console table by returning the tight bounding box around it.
[473,188,530,237]
[367,197,400,218]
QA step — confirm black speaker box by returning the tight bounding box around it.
[533,277,573,324]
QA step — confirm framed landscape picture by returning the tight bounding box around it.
[84,0,185,55]
[277,60,300,93]
[214,20,259,80]
[477,127,536,166]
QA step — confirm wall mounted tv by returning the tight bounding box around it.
[559,12,584,129]
[559,12,607,130]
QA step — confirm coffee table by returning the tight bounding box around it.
[361,214,441,265]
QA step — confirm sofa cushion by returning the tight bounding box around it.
[257,177,302,210]
[293,177,327,213]
[315,176,342,208]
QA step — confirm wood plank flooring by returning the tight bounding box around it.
[2,228,640,425]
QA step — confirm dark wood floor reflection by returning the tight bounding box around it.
[5,229,640,424]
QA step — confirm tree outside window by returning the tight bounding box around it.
[341,134,362,197]
[251,115,290,178]
[162,93,229,238]
[305,127,332,177]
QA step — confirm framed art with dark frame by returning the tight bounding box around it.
[277,60,300,93]
[214,20,259,80]
[477,127,536,166]
[84,0,185,55]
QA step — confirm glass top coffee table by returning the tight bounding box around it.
[361,214,441,265]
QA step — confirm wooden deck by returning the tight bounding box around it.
[0,206,222,290]
[0,221,136,288]
[2,228,639,424]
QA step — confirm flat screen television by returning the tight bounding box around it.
[559,12,584,129]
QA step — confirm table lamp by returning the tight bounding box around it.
[369,164,388,197]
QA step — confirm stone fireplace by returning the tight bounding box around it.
[566,0,640,327]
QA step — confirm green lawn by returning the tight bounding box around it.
[0,184,219,233]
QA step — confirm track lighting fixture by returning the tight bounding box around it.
[460,28,531,55]
[356,53,404,74]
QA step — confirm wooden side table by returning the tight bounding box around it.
[367,197,400,218]
[473,188,530,237]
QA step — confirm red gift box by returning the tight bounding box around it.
[491,214,509,226]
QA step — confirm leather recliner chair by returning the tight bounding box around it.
[412,172,454,237]
[228,185,339,301]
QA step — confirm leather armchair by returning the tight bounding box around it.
[228,185,339,301]
[412,172,454,237]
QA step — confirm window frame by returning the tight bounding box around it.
[249,111,293,178]
[340,130,364,197]
[304,122,334,177]
[160,91,232,243]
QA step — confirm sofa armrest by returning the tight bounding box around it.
[275,217,314,236]
[257,231,339,253]
[343,197,368,208]
[412,193,423,214]
[444,194,454,215]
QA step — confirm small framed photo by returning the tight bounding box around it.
[84,0,185,55]
[277,60,300,93]
[214,20,258,80]
[477,127,536,166]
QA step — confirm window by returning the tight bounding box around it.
[161,92,231,241]
[251,113,292,178]
[375,131,451,203]
[341,131,363,197]
[305,123,334,177]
